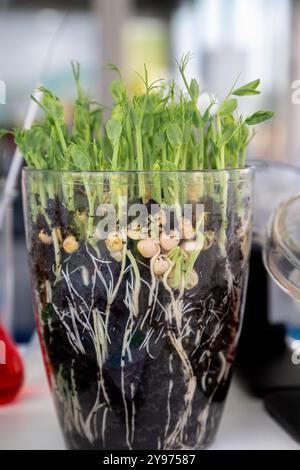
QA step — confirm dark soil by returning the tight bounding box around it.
[28,193,249,450]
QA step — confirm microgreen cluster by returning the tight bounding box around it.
[4,53,273,175]
[17,55,266,451]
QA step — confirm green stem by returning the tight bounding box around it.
[240,147,246,168]
[55,123,67,154]
[111,139,120,170]
[175,145,181,167]
[216,114,225,170]
[61,174,75,212]
[219,172,228,258]
[82,175,96,244]
[152,166,162,204]
[127,250,141,316]
[199,121,204,169]
[216,114,225,168]
[126,115,134,170]
[180,145,187,170]
[162,143,167,163]
[135,126,146,201]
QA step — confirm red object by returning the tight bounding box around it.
[0,324,24,404]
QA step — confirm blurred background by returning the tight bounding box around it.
[0,0,299,342]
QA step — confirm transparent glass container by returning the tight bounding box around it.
[22,168,254,450]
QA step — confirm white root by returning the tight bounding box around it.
[93,310,111,407]
[55,363,108,445]
[164,330,197,448]
[157,258,198,448]
[195,351,227,448]
[51,255,115,443]
[121,276,136,450]
[104,246,127,347]
[101,406,109,448]
[126,249,141,317]
[40,207,237,451]
[163,354,174,446]
[162,261,182,331]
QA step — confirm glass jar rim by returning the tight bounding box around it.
[23,166,254,177]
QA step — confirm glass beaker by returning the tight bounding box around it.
[22,167,253,450]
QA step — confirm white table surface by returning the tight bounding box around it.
[0,342,299,450]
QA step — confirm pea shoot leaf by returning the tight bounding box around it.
[245,110,274,125]
[218,99,238,116]
[166,125,182,147]
[106,119,122,143]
